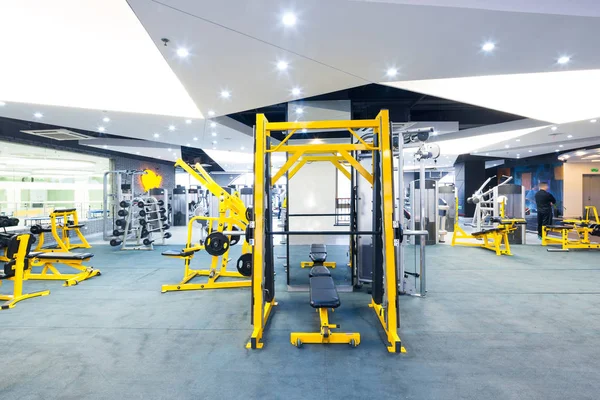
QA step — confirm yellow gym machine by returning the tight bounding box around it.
[0,234,50,309]
[247,110,404,353]
[161,160,252,292]
[452,197,526,256]
[542,206,600,251]
[27,251,100,286]
[30,208,91,252]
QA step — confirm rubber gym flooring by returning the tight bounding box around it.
[1,228,600,400]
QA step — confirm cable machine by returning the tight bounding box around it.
[247,110,405,353]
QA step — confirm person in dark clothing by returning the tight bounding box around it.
[534,182,556,238]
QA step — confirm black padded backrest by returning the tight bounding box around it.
[5,234,35,272]
[310,244,326,254]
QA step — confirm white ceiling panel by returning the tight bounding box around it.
[80,138,182,162]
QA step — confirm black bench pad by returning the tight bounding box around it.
[29,252,94,260]
[162,249,196,257]
[309,265,331,277]
[53,208,76,213]
[310,276,340,309]
[471,228,501,236]
[66,224,85,228]
[309,244,327,263]
[545,225,574,230]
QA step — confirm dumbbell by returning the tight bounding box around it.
[157,200,164,206]
[143,238,155,246]
[113,229,124,237]
[163,223,170,230]
[115,219,126,227]
[141,228,149,238]
[163,232,172,239]
[119,201,130,208]
[110,239,122,247]
[117,209,128,217]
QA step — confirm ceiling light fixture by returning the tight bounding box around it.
[136,152,140,155]
[220,90,231,99]
[0,101,6,107]
[295,107,304,115]
[504,144,510,148]
[482,42,495,52]
[208,110,215,117]
[551,126,557,131]
[193,137,198,141]
[576,150,587,156]
[186,143,190,146]
[153,133,159,138]
[98,126,105,132]
[211,132,217,137]
[567,134,573,138]
[34,112,43,118]
[591,119,597,123]
[185,119,192,124]
[529,150,532,153]
[291,87,301,96]
[555,149,559,152]
[559,144,563,147]
[103,117,110,123]
[167,148,172,152]
[210,122,216,128]
[386,68,398,78]
[241,146,245,150]
[212,141,217,144]
[277,61,289,71]
[282,12,297,27]
[103,145,108,149]
[177,48,189,58]
[169,125,175,131]
[516,139,520,142]
[557,56,571,65]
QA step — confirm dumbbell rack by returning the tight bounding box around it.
[111,196,171,250]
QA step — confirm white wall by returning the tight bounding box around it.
[563,162,600,218]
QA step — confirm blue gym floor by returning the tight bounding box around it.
[1,231,600,400]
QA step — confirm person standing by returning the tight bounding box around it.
[535,182,556,239]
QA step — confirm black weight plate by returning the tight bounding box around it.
[119,201,130,208]
[245,207,253,221]
[205,232,229,256]
[30,224,42,234]
[236,253,252,277]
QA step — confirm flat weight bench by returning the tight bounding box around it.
[469,227,513,256]
[291,265,360,347]
[27,251,100,286]
[300,244,336,269]
[542,224,600,251]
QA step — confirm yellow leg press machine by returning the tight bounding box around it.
[31,208,91,252]
[291,265,359,347]
[299,244,336,269]
[0,234,50,309]
[27,251,100,286]
[542,206,600,252]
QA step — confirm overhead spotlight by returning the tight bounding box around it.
[516,155,520,158]
[98,126,105,132]
[555,149,559,152]
[591,119,597,123]
[485,153,489,156]
[277,61,289,71]
[136,151,140,155]
[528,150,533,153]
[169,125,176,131]
[207,110,215,117]
[551,126,557,131]
[295,107,304,114]
[34,112,43,119]
[557,56,571,65]
[516,139,520,142]
[177,48,189,58]
[504,144,510,148]
[567,134,573,138]
[212,140,217,144]
[386,68,398,78]
[241,146,245,150]
[168,148,172,152]
[0,101,6,106]
[103,117,110,123]
[210,122,216,128]
[153,133,160,138]
[291,87,301,96]
[482,42,495,52]
[220,90,231,99]
[193,137,198,141]
[282,12,297,27]
[103,145,108,149]
[559,144,563,148]
[211,132,217,137]
[185,119,192,124]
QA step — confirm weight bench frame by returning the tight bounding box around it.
[35,209,91,252]
[291,307,360,347]
[542,224,600,251]
[0,235,50,309]
[161,214,251,293]
[300,261,336,269]
[28,252,100,286]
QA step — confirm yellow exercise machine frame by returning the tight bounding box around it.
[247,110,405,353]
[451,197,525,256]
[300,261,336,269]
[542,206,600,251]
[27,253,100,286]
[290,307,360,347]
[34,208,91,252]
[161,160,252,292]
[0,235,50,309]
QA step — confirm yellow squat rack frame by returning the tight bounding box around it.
[34,208,91,252]
[247,110,405,353]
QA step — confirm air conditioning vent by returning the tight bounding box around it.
[20,129,92,141]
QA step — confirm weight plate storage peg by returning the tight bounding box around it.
[205,232,230,256]
[229,226,240,246]
[236,253,252,277]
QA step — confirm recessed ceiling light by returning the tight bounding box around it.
[277,61,289,71]
[504,144,510,148]
[0,101,6,107]
[241,146,245,150]
[555,149,559,152]
[220,90,231,99]
[211,132,217,137]
[210,122,216,128]
[98,126,105,132]
[158,156,162,159]
[559,144,563,147]
[282,12,297,26]
[103,145,108,149]
[386,68,398,78]
[136,151,140,155]
[291,87,301,96]
[169,125,176,131]
[528,149,532,152]
[153,133,159,138]
[208,110,215,117]
[103,117,110,123]
[591,119,597,123]
[516,139,520,142]
[485,153,489,156]
[551,126,557,131]
[193,137,198,141]
[185,119,192,124]
[34,112,43,118]
[557,56,571,65]
[186,143,190,146]
[295,107,304,114]
[567,134,573,138]
[482,42,495,52]
[212,141,217,144]
[177,48,189,58]
[168,148,172,152]
[576,150,587,156]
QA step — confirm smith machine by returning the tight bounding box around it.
[247,110,405,353]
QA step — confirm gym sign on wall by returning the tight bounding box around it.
[141,169,162,192]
